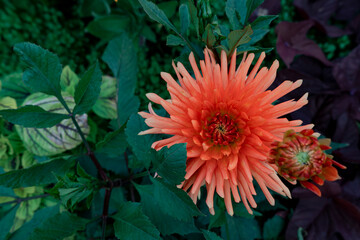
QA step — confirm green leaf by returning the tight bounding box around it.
[0,158,72,188]
[0,205,19,240]
[251,15,278,30]
[152,178,203,221]
[179,4,190,35]
[158,1,178,19]
[0,105,69,128]
[202,24,217,48]
[28,211,88,240]
[138,0,179,35]
[10,205,59,240]
[0,96,17,110]
[0,73,30,105]
[209,209,226,229]
[202,229,224,240]
[92,76,117,119]
[112,201,161,240]
[0,186,16,197]
[245,0,264,23]
[15,93,89,156]
[227,25,253,57]
[153,143,187,185]
[135,184,199,236]
[96,128,127,157]
[60,66,80,96]
[187,0,199,37]
[13,43,64,105]
[167,34,185,46]
[125,114,159,169]
[225,0,245,28]
[263,215,285,240]
[297,227,305,240]
[87,15,130,40]
[102,34,139,128]
[73,61,102,115]
[221,214,261,240]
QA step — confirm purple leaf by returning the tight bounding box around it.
[276,20,333,67]
[333,46,360,93]
[294,0,351,37]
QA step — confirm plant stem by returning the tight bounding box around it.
[101,187,112,240]
[0,193,50,207]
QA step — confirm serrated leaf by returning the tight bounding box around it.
[227,25,253,57]
[73,61,102,114]
[138,0,179,35]
[13,43,65,105]
[135,184,199,236]
[152,178,203,221]
[0,105,69,128]
[0,205,19,240]
[202,229,224,240]
[60,66,79,96]
[167,34,185,46]
[87,15,130,40]
[112,201,161,240]
[0,158,72,188]
[221,214,261,240]
[29,211,88,240]
[15,93,89,156]
[179,4,190,35]
[263,215,285,240]
[125,114,159,169]
[102,34,139,128]
[10,205,59,240]
[153,143,187,185]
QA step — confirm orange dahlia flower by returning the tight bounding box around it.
[269,129,346,197]
[139,49,312,215]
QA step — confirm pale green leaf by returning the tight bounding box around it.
[60,66,80,96]
[0,96,17,110]
[16,93,89,156]
[92,76,117,119]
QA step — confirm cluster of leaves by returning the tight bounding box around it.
[0,0,359,240]
[256,0,360,239]
[0,0,100,77]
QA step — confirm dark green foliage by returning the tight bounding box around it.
[0,158,73,188]
[112,201,161,240]
[0,106,69,128]
[73,62,102,115]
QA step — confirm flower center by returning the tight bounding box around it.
[205,113,240,145]
[296,151,310,165]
